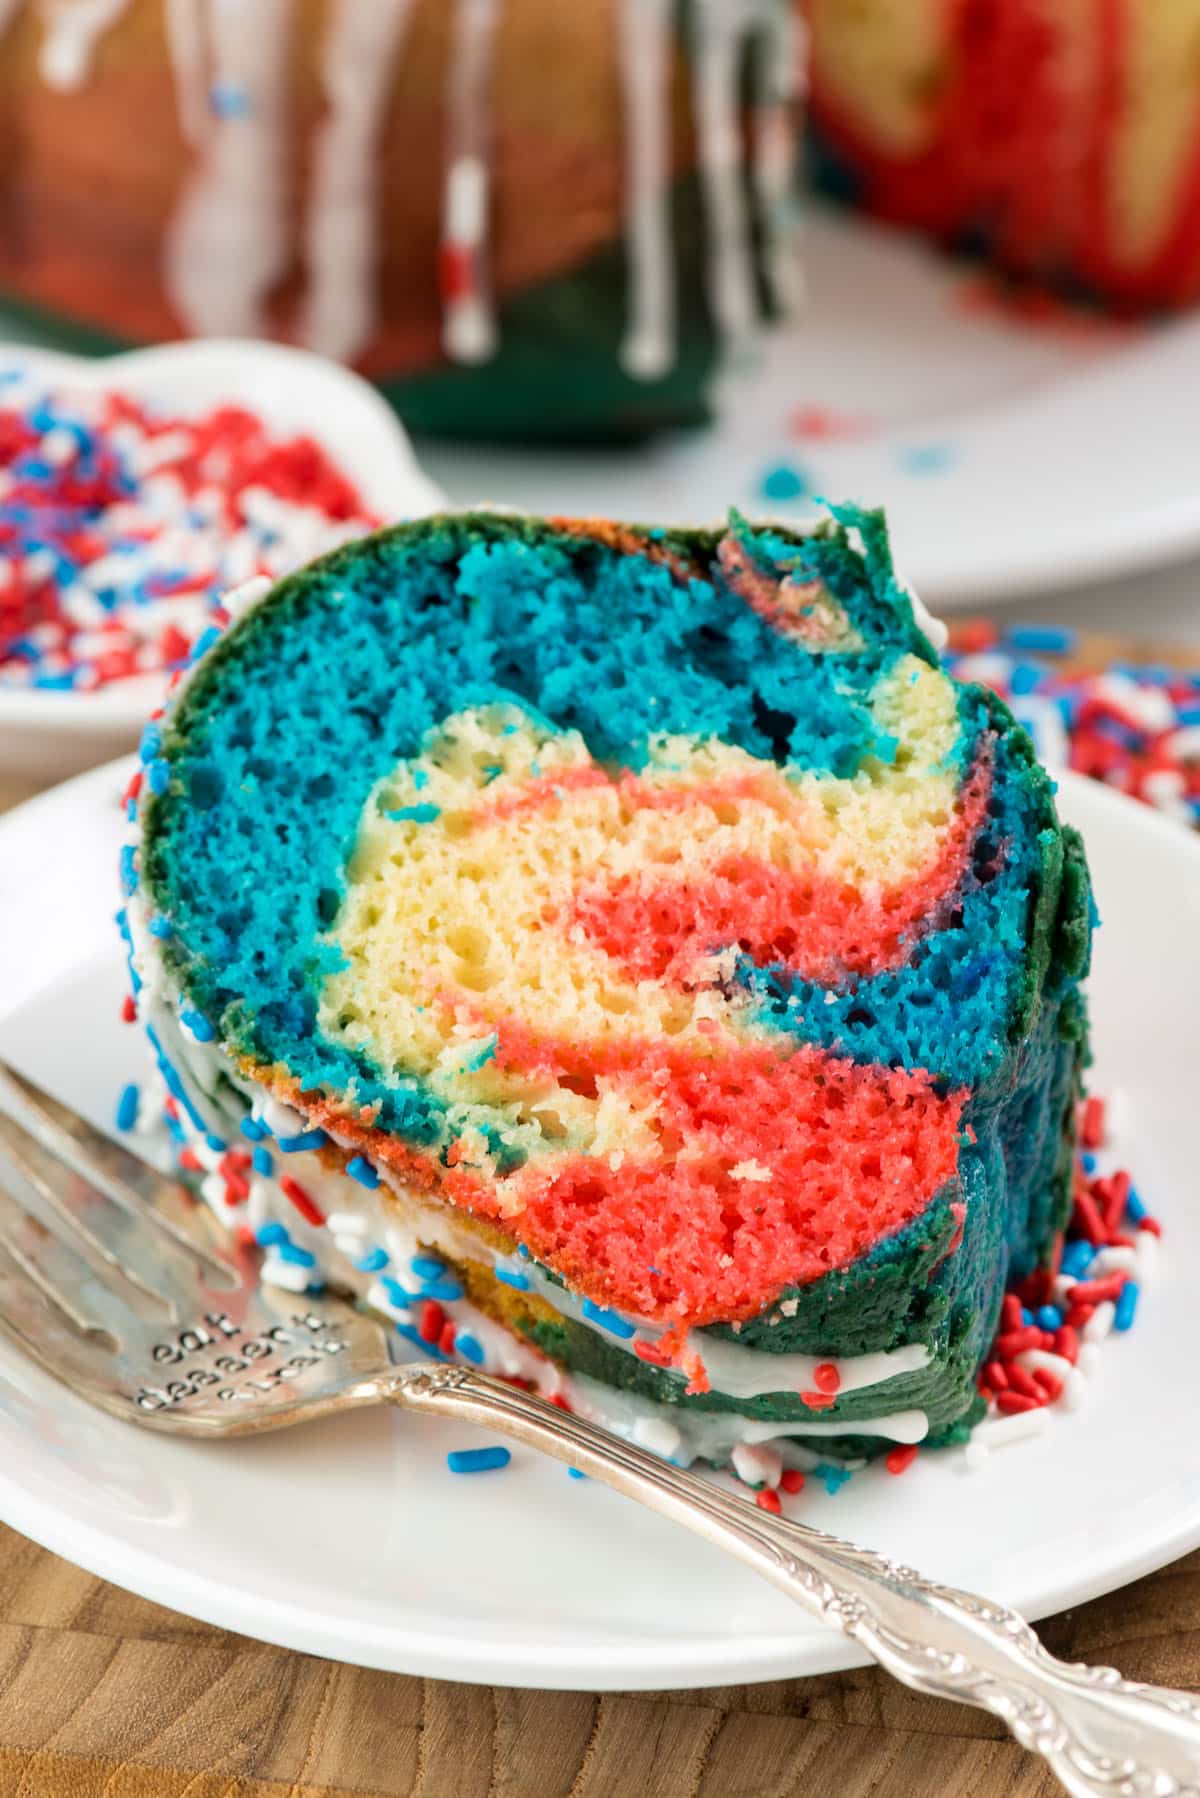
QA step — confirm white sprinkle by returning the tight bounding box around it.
[262,1256,313,1294]
[1082,1300,1116,1343]
[732,1442,783,1489]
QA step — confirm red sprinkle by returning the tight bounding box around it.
[120,993,137,1024]
[996,1391,1040,1415]
[1065,1303,1096,1331]
[779,1469,806,1494]
[1000,1294,1023,1332]
[812,1363,841,1394]
[755,1488,782,1514]
[1080,1096,1106,1149]
[1138,1217,1163,1237]
[885,1444,920,1475]
[439,1320,457,1355]
[419,1300,445,1344]
[984,1359,1009,1390]
[632,1338,673,1367]
[1005,1364,1041,1400]
[994,1326,1042,1357]
[1032,1369,1063,1402]
[799,1390,836,1411]
[1054,1325,1079,1365]
[1071,1187,1109,1245]
[1069,1274,1126,1304]
[279,1174,325,1227]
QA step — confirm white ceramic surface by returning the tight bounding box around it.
[0,761,1196,1689]
[420,206,1200,611]
[0,341,445,781]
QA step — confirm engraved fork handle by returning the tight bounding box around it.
[391,1363,1200,1797]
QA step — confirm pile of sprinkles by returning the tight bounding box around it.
[0,367,377,692]
[943,621,1200,828]
[116,1036,1155,1505]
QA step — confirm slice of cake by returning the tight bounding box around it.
[122,506,1093,1471]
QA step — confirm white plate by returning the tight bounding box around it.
[420,206,1200,610]
[0,761,1196,1689]
[0,341,445,782]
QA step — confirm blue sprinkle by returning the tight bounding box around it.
[239,1115,268,1141]
[205,1133,226,1153]
[1004,624,1077,655]
[275,1241,317,1268]
[381,1275,418,1309]
[567,1467,588,1481]
[1177,702,1200,726]
[255,1221,289,1248]
[411,1254,447,1280]
[277,1128,328,1153]
[394,1322,438,1358]
[147,758,170,796]
[1061,1240,1095,1279]
[1125,1187,1146,1224]
[189,625,222,663]
[384,803,441,824]
[354,1246,389,1274]
[455,1332,484,1365]
[495,1267,531,1291]
[346,1155,380,1189]
[180,1007,215,1043]
[898,442,956,476]
[581,1299,636,1340]
[138,723,163,764]
[1114,1281,1140,1332]
[447,1447,511,1475]
[115,1082,139,1132]
[252,1146,274,1177]
[209,79,251,118]
[758,460,810,503]
[420,1278,465,1303]
[813,1462,853,1496]
[1035,1304,1063,1332]
[1008,662,1045,698]
[517,1244,530,1259]
[119,844,138,895]
[148,915,173,940]
[1019,1307,1034,1327]
[1081,1151,1097,1175]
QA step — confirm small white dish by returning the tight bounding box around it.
[0,341,445,782]
[419,206,1200,610]
[0,761,1195,1688]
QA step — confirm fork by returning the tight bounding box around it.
[0,1058,1196,1797]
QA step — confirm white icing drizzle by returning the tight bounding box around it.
[751,0,805,312]
[690,0,760,358]
[10,0,806,381]
[163,0,210,145]
[300,0,417,364]
[163,0,293,338]
[441,0,500,365]
[35,0,133,91]
[617,0,676,380]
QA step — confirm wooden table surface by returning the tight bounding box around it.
[1,650,1198,1798]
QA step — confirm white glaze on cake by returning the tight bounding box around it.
[618,0,676,380]
[163,0,292,338]
[35,0,133,90]
[440,0,500,365]
[301,0,418,364]
[7,0,802,378]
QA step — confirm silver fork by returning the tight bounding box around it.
[0,1058,1196,1798]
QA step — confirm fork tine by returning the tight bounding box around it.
[0,1181,123,1344]
[0,1059,236,1290]
[0,1103,181,1316]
